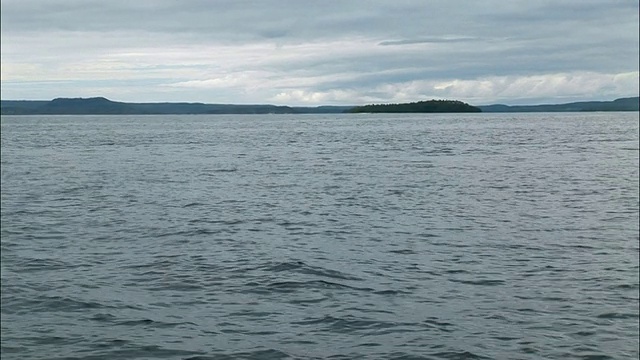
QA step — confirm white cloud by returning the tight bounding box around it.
[1,0,638,104]
[427,72,640,104]
[270,71,640,105]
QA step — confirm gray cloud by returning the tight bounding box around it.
[1,0,638,105]
[378,37,479,46]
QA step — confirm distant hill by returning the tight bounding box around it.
[40,97,142,114]
[348,100,481,113]
[479,97,639,112]
[0,97,353,115]
[1,97,146,115]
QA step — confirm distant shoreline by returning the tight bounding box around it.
[1,96,637,115]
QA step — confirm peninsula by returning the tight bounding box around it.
[0,97,353,115]
[478,97,639,112]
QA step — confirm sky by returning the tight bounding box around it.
[1,0,639,106]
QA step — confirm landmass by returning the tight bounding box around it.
[479,97,639,112]
[348,100,481,113]
[0,96,638,115]
[0,97,353,115]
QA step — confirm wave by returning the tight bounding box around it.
[262,260,363,281]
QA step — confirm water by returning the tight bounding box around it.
[1,112,638,360]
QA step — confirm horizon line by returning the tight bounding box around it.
[1,95,639,108]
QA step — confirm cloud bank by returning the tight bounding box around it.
[1,0,638,105]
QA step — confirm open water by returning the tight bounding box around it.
[1,113,638,359]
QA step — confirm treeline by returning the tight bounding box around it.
[3,96,636,115]
[348,100,482,113]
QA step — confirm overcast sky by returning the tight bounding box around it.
[1,0,638,105]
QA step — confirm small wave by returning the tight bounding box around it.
[287,296,328,305]
[264,260,305,272]
[182,202,206,207]
[264,260,362,281]
[58,346,207,360]
[293,314,405,334]
[201,168,238,175]
[608,283,639,290]
[186,219,246,226]
[152,228,227,238]
[449,279,505,286]
[6,295,114,314]
[596,312,638,319]
[422,147,455,155]
[242,278,374,295]
[429,350,491,359]
[124,259,176,269]
[88,313,117,322]
[12,257,76,272]
[267,279,366,292]
[183,349,295,360]
[91,339,130,349]
[572,330,596,337]
[227,310,275,318]
[145,282,205,292]
[554,243,597,250]
[22,335,79,346]
[388,249,417,254]
[373,289,409,295]
[573,355,615,360]
[492,336,520,341]
[405,160,434,168]
[445,269,470,274]
[276,220,318,228]
[0,345,27,354]
[422,318,456,333]
[59,184,101,194]
[115,318,198,328]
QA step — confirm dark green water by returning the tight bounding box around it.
[1,113,638,359]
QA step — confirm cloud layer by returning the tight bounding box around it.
[1,0,638,105]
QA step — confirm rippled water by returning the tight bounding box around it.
[1,113,638,359]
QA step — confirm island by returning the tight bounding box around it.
[347,100,482,113]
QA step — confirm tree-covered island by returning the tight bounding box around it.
[347,99,481,113]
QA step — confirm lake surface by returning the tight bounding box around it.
[1,113,638,360]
